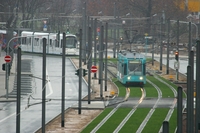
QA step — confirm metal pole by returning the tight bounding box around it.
[105,23,108,91]
[166,19,170,74]
[88,26,92,104]
[159,17,163,70]
[187,65,193,133]
[188,22,192,63]
[42,38,47,133]
[82,2,87,65]
[145,37,148,57]
[78,29,83,114]
[113,2,116,58]
[117,16,120,56]
[16,47,21,133]
[152,24,155,66]
[195,39,200,132]
[5,29,12,99]
[86,16,90,63]
[187,51,194,133]
[83,2,87,65]
[94,18,97,78]
[100,25,104,98]
[61,32,66,127]
[177,86,183,133]
[98,22,102,85]
[162,121,169,133]
[176,20,179,80]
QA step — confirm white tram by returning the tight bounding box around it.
[21,31,78,55]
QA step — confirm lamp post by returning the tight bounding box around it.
[125,12,133,50]
[17,18,49,52]
[145,33,152,57]
[170,20,198,39]
[17,18,49,35]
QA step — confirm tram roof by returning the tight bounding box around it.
[119,51,145,59]
[0,30,6,34]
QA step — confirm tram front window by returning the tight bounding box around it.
[128,60,142,75]
[66,36,77,48]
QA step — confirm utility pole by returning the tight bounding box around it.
[195,39,200,132]
[105,23,108,91]
[113,2,116,58]
[166,19,170,74]
[176,20,179,80]
[82,2,86,64]
[187,51,194,133]
[93,18,97,78]
[160,10,165,71]
[88,26,92,104]
[78,29,83,114]
[16,47,21,133]
[61,32,66,127]
[42,38,47,133]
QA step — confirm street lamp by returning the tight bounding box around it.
[17,18,48,52]
[17,18,49,34]
[125,12,133,50]
[170,20,198,39]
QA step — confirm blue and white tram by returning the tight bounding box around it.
[117,51,146,87]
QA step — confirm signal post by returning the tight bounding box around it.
[174,50,179,81]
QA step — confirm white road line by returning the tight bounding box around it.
[46,69,53,98]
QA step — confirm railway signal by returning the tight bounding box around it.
[120,36,123,43]
[75,69,79,76]
[83,69,88,76]
[2,63,5,71]
[175,51,179,61]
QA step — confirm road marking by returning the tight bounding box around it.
[0,106,26,123]
[46,69,53,98]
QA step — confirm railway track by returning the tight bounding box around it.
[87,62,179,133]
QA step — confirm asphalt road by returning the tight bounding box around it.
[0,55,88,133]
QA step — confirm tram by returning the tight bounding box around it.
[21,31,78,55]
[117,51,146,87]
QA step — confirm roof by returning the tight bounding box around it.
[119,51,145,59]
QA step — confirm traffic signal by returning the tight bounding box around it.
[2,63,5,71]
[83,69,88,76]
[75,69,79,76]
[120,36,123,43]
[96,36,99,41]
[175,51,179,61]
[66,28,70,34]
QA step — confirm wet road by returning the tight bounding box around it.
[0,55,88,133]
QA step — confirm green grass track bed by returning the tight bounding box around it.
[81,108,113,133]
[96,108,132,133]
[169,109,177,133]
[147,76,174,98]
[119,108,150,133]
[142,108,169,133]
[144,81,158,97]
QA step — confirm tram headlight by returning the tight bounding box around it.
[127,76,131,80]
[139,76,143,80]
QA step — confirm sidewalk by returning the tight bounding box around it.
[0,50,16,102]
[70,58,118,109]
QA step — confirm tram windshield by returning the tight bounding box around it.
[128,60,142,75]
[65,36,77,48]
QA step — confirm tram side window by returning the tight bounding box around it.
[50,39,52,46]
[61,39,63,48]
[124,64,127,75]
[143,63,146,75]
[22,38,26,44]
